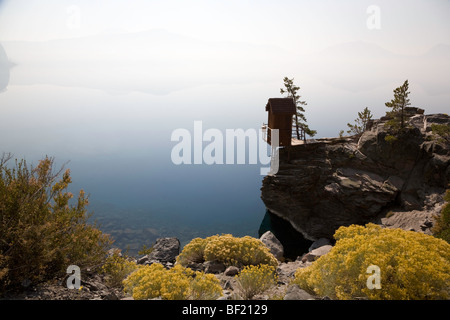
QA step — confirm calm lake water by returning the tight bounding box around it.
[0,37,278,254]
[1,32,448,255]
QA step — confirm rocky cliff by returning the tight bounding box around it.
[261,111,450,241]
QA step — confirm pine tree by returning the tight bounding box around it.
[347,107,373,135]
[280,77,316,141]
[385,80,411,129]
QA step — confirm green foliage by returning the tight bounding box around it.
[347,107,373,135]
[384,117,402,132]
[431,124,450,142]
[384,134,398,144]
[123,263,222,300]
[101,249,138,287]
[177,234,278,268]
[137,244,154,256]
[385,79,411,129]
[433,190,450,243]
[0,155,113,292]
[235,264,277,300]
[293,223,450,300]
[280,76,316,140]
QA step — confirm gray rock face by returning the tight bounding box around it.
[260,231,284,260]
[308,238,332,252]
[204,260,226,274]
[146,237,180,263]
[302,245,333,262]
[283,284,315,300]
[276,260,305,281]
[381,210,438,234]
[261,113,450,241]
[224,266,240,277]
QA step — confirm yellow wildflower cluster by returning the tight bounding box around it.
[293,223,450,300]
[177,234,278,268]
[176,237,208,265]
[236,264,278,300]
[123,263,222,300]
[101,249,138,287]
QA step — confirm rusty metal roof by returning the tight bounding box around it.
[265,98,296,114]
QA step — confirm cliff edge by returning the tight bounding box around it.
[261,111,450,241]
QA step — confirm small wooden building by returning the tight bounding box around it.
[264,98,296,146]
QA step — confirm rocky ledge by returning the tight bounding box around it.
[261,111,450,241]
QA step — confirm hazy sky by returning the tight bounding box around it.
[0,0,449,147]
[1,0,450,53]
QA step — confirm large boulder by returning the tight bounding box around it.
[283,284,315,300]
[144,237,180,264]
[301,245,333,262]
[260,231,284,261]
[308,238,332,252]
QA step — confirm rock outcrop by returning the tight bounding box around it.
[261,112,450,241]
[137,237,180,270]
[260,231,284,261]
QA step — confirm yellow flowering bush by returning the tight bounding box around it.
[236,264,278,300]
[123,263,165,299]
[0,156,112,292]
[293,223,450,300]
[189,272,224,300]
[101,249,138,287]
[177,234,278,268]
[176,237,210,265]
[123,263,222,300]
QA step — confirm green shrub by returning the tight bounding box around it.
[293,223,450,300]
[123,263,222,300]
[177,234,278,268]
[0,155,112,292]
[235,264,277,300]
[137,244,154,256]
[384,134,398,144]
[433,190,450,244]
[431,124,450,137]
[101,249,138,287]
